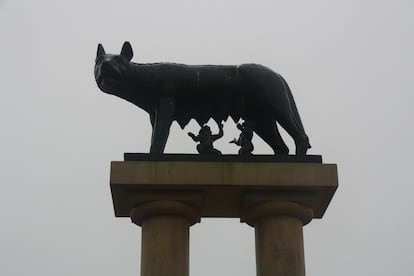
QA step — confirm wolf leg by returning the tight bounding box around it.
[150,98,175,154]
[276,114,310,155]
[253,118,289,154]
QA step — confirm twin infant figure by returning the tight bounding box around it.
[187,121,254,155]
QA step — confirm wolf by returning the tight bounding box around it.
[94,41,311,155]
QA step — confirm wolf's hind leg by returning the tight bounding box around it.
[253,118,289,154]
[276,114,310,155]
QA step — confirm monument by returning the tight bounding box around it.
[95,41,338,276]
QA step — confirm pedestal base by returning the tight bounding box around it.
[110,160,338,276]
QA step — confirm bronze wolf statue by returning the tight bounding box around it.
[94,41,311,155]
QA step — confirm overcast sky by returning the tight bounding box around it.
[1,1,413,275]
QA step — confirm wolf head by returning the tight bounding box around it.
[94,41,134,94]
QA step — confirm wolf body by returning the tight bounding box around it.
[94,41,310,155]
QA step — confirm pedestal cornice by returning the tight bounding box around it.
[110,160,337,219]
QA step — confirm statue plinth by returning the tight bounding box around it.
[110,158,338,276]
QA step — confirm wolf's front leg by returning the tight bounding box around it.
[150,97,175,154]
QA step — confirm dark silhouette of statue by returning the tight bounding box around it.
[94,41,311,155]
[230,121,254,155]
[188,124,223,155]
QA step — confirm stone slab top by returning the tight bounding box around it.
[124,153,323,163]
[110,160,338,219]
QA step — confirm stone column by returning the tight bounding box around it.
[242,201,314,276]
[130,200,201,276]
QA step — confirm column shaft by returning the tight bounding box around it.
[241,201,313,276]
[130,200,200,276]
[141,215,190,276]
[255,216,305,276]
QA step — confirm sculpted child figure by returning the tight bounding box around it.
[188,124,224,155]
[230,121,254,155]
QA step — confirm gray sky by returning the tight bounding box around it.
[1,1,413,275]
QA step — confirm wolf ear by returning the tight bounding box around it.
[120,41,133,61]
[97,43,106,58]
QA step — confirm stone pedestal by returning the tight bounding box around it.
[110,160,337,276]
